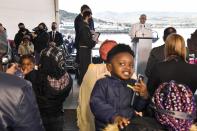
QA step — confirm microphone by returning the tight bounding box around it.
[134,30,137,37]
[144,25,158,38]
[152,30,159,39]
[143,25,151,37]
[134,24,143,37]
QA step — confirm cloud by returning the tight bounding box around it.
[59,0,197,13]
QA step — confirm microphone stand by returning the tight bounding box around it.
[134,24,143,38]
[144,25,159,40]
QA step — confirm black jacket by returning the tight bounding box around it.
[0,72,44,131]
[48,31,63,47]
[90,76,148,130]
[145,45,189,78]
[74,14,83,49]
[147,56,197,96]
[33,31,49,53]
[145,44,165,78]
[79,22,96,49]
[14,29,31,49]
[25,70,72,117]
[74,14,95,49]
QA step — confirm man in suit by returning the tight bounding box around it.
[0,63,44,131]
[48,22,63,47]
[145,27,177,78]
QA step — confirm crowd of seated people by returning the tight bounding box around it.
[0,21,72,131]
[88,31,196,130]
[0,12,197,131]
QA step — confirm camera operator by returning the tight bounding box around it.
[32,22,49,65]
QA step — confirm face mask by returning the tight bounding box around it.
[20,27,25,32]
[38,25,44,31]
[38,28,44,32]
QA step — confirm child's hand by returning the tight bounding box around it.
[22,67,33,75]
[22,68,31,75]
[113,115,130,129]
[133,79,149,99]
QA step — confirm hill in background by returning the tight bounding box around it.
[59,9,109,24]
[60,9,197,28]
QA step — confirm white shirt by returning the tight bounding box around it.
[129,23,152,39]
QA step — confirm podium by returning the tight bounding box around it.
[132,37,158,79]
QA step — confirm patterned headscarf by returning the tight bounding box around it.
[40,44,67,79]
[153,80,196,131]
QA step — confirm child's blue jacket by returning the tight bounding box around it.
[90,75,148,130]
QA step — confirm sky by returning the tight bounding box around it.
[59,0,197,13]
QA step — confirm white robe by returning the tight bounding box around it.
[129,23,152,39]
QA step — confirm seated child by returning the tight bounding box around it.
[24,44,72,131]
[18,35,34,56]
[6,54,35,78]
[90,44,149,131]
[77,40,118,131]
[19,54,35,76]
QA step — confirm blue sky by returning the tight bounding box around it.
[59,0,197,13]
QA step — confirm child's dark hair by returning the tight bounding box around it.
[19,54,35,64]
[106,44,135,63]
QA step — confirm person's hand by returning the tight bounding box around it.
[21,64,34,75]
[22,67,33,75]
[113,115,130,129]
[31,32,37,38]
[133,79,149,99]
[135,111,143,117]
[6,63,18,75]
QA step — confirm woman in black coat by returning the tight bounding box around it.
[147,34,197,96]
[78,10,96,85]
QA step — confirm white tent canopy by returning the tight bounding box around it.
[0,0,59,39]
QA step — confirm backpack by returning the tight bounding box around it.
[152,80,196,131]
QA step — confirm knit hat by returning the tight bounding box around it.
[99,40,117,61]
[152,80,196,131]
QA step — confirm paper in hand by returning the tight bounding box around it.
[92,32,100,42]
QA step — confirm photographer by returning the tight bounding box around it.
[32,23,49,65]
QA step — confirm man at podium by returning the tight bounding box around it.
[129,14,152,39]
[129,14,155,80]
